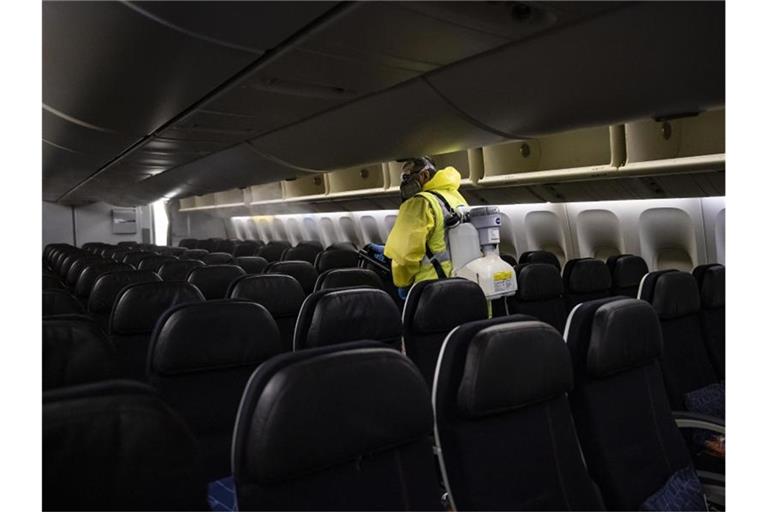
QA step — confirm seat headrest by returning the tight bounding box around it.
[149,301,282,376]
[43,290,85,317]
[202,252,234,265]
[180,249,209,260]
[520,250,561,270]
[43,316,116,390]
[88,270,161,315]
[694,264,725,309]
[563,258,612,294]
[268,261,318,294]
[233,342,431,484]
[137,256,178,272]
[315,249,359,272]
[587,299,662,377]
[456,321,572,418]
[607,254,649,288]
[227,274,305,317]
[315,268,384,292]
[283,244,323,264]
[234,256,269,275]
[515,263,563,301]
[404,278,487,334]
[110,282,204,335]
[294,288,402,350]
[76,263,132,298]
[187,265,246,299]
[258,241,291,262]
[644,271,700,319]
[157,259,205,281]
[43,380,206,511]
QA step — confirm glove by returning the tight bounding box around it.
[397,287,410,301]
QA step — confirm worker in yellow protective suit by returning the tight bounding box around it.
[377,156,468,299]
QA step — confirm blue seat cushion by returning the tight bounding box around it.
[640,465,706,511]
[684,382,725,418]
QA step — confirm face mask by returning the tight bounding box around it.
[400,172,423,201]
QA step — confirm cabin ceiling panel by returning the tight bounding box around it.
[426,1,725,137]
[128,1,338,53]
[249,80,510,172]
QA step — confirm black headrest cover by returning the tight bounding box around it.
[110,282,204,335]
[149,301,282,375]
[316,249,359,271]
[457,321,572,418]
[88,270,161,314]
[157,259,204,281]
[296,288,402,349]
[697,265,725,309]
[564,258,612,294]
[650,271,700,319]
[516,263,563,301]
[609,255,649,288]
[316,268,384,291]
[587,299,662,377]
[228,274,305,317]
[43,316,116,390]
[520,250,561,270]
[405,278,487,334]
[237,344,431,483]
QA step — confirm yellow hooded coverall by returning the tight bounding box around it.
[384,166,467,288]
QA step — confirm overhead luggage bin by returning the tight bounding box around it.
[247,182,283,205]
[282,174,327,202]
[213,189,245,208]
[326,163,387,198]
[623,108,725,173]
[479,125,620,186]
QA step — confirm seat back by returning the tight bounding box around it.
[282,241,323,264]
[158,246,187,257]
[65,257,103,287]
[607,254,649,297]
[178,238,198,249]
[180,248,209,260]
[693,264,725,379]
[74,262,133,298]
[315,248,359,273]
[314,268,384,292]
[232,240,264,257]
[228,274,305,351]
[294,288,402,350]
[267,260,318,295]
[148,300,283,481]
[43,315,116,390]
[403,278,487,388]
[639,270,720,409]
[434,317,604,511]
[507,263,568,333]
[563,258,612,309]
[43,290,84,317]
[202,252,234,265]
[43,274,65,290]
[234,256,269,274]
[258,240,291,262]
[157,259,205,281]
[196,239,219,252]
[43,381,207,511]
[136,255,178,272]
[519,250,561,270]
[88,270,161,327]
[232,342,442,511]
[187,264,246,299]
[109,281,204,379]
[214,240,236,254]
[121,251,157,267]
[564,298,701,510]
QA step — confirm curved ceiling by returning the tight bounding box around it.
[43,1,724,206]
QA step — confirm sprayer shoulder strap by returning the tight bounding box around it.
[416,191,453,279]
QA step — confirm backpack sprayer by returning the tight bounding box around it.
[444,205,517,299]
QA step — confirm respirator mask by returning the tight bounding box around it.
[399,157,436,201]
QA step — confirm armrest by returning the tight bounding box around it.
[673,411,725,435]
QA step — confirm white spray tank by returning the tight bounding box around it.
[447,206,517,299]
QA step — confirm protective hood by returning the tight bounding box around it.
[423,166,462,193]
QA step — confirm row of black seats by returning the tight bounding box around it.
[177,237,360,265]
[44,296,722,510]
